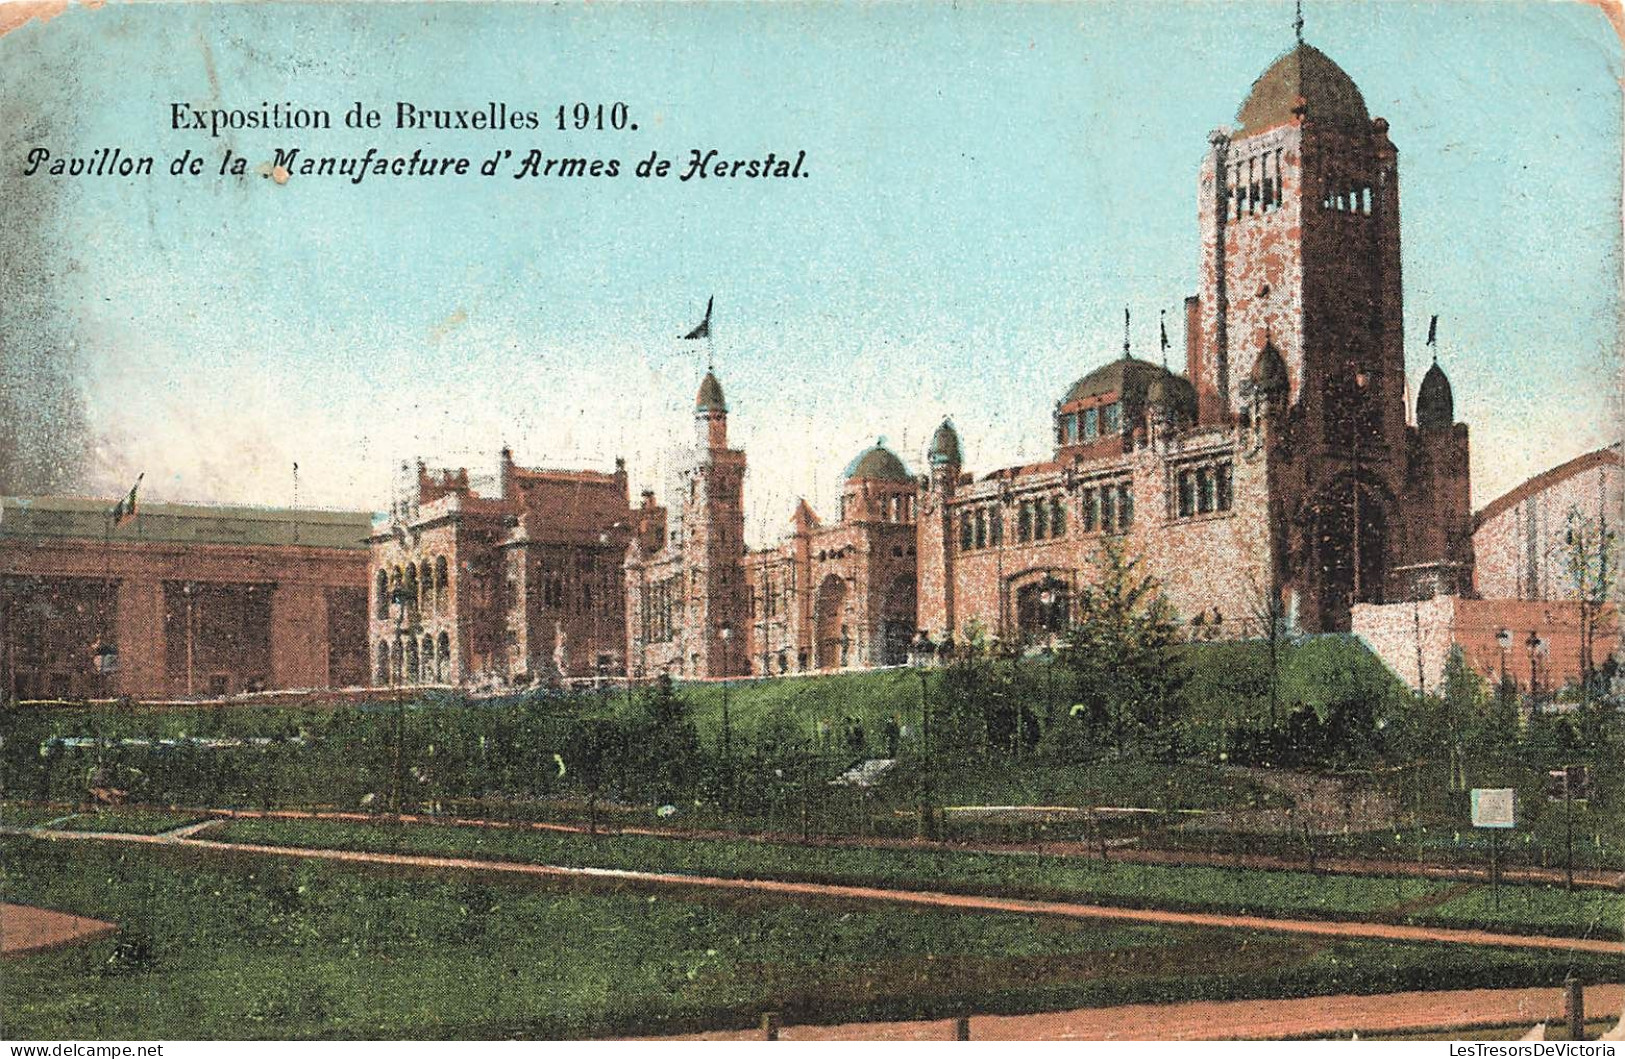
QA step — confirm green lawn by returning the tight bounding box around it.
[3,835,1616,1040]
[199,815,1624,939]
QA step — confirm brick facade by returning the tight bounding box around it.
[916,40,1474,644]
[367,450,633,688]
[1,497,371,700]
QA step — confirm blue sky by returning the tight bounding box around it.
[2,1,1619,545]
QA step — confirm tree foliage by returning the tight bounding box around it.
[1051,537,1186,760]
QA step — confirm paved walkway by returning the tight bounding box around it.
[651,984,1625,1041]
[1,903,117,957]
[9,824,1622,956]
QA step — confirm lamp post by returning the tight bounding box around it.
[1350,366,1369,606]
[1496,628,1512,701]
[390,586,409,814]
[182,581,197,697]
[719,622,733,811]
[1527,631,1547,700]
[910,631,936,839]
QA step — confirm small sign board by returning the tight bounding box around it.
[1471,787,1517,829]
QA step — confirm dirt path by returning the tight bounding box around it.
[205,805,1625,891]
[650,984,1625,1041]
[1,903,117,957]
[11,824,1622,956]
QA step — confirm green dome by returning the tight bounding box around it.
[1236,44,1369,136]
[1146,373,1198,421]
[844,441,913,482]
[929,419,962,466]
[695,371,726,413]
[1062,355,1175,408]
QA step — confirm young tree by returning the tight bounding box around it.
[1562,505,1618,704]
[1055,537,1186,760]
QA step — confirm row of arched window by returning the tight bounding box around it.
[375,557,451,620]
[375,633,452,685]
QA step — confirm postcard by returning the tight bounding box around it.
[2,0,1621,1046]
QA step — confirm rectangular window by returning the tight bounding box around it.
[1217,463,1233,511]
[1017,501,1032,543]
[990,507,1004,546]
[961,511,974,552]
[1101,403,1121,435]
[1178,471,1195,518]
[1119,484,1134,530]
[1083,408,1098,440]
[1099,487,1115,532]
[1051,497,1066,537]
[1082,488,1097,532]
[1198,468,1215,514]
[974,509,986,549]
[1064,413,1079,444]
[1033,499,1046,540]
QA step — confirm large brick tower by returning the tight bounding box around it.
[1191,35,1417,632]
[680,371,749,675]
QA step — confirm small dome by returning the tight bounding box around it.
[1236,44,1369,137]
[1062,356,1169,408]
[1416,361,1454,430]
[843,441,913,483]
[1251,340,1290,395]
[695,371,726,413]
[929,419,962,466]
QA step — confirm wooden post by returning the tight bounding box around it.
[761,1012,780,1041]
[954,1017,971,1041]
[1565,976,1584,1040]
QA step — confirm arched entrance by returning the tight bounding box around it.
[814,574,849,670]
[1306,477,1389,632]
[878,574,916,666]
[1015,576,1071,641]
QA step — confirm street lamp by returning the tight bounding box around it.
[1527,631,1548,699]
[910,630,936,839]
[718,622,733,811]
[1496,628,1512,702]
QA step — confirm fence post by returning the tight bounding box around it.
[1565,976,1584,1040]
[954,1016,971,1041]
[761,1012,780,1041]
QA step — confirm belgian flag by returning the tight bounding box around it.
[110,474,142,526]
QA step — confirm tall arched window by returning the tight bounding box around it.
[435,556,449,605]
[375,570,389,619]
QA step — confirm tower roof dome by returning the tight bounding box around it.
[929,419,963,466]
[1236,43,1369,136]
[1062,355,1170,408]
[1146,373,1198,420]
[1416,361,1454,430]
[844,440,913,483]
[695,371,726,413]
[1251,339,1290,395]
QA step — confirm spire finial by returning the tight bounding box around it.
[1294,0,1304,45]
[1123,307,1132,359]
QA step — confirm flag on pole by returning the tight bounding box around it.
[1160,310,1170,352]
[110,474,143,526]
[682,296,713,341]
[1427,314,1438,347]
